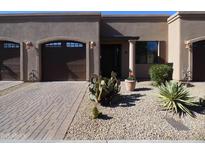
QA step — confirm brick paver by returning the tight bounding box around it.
[0,81,87,141]
[0,81,23,91]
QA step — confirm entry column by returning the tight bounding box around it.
[128,40,137,77]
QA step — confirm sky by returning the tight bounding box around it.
[0,11,176,15]
[101,11,176,15]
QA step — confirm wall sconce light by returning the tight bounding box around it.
[25,41,33,50]
[89,41,96,50]
[185,41,191,49]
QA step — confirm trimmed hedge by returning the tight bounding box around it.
[149,64,173,86]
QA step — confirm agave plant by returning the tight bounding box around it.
[158,81,198,118]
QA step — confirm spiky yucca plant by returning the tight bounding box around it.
[158,81,198,118]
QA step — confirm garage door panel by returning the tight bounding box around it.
[42,41,86,81]
[193,41,205,81]
[0,41,20,81]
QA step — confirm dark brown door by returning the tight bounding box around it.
[100,44,121,78]
[193,41,205,81]
[0,41,20,81]
[41,41,86,81]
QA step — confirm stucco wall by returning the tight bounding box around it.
[181,16,205,41]
[0,14,100,81]
[180,16,205,80]
[168,18,181,80]
[168,13,205,80]
[101,16,168,79]
[101,17,168,41]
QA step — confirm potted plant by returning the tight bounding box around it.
[125,71,136,91]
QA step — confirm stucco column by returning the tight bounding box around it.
[25,41,40,82]
[185,42,193,81]
[128,40,137,76]
[20,42,24,81]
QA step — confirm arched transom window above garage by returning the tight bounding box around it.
[44,41,84,48]
[0,42,20,49]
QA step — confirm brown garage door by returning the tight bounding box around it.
[193,41,205,81]
[41,41,86,81]
[0,41,20,81]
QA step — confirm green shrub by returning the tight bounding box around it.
[149,64,173,86]
[88,71,121,106]
[158,81,198,118]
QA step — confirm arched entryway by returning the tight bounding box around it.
[41,40,86,81]
[0,41,20,80]
[192,40,205,81]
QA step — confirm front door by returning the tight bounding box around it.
[193,41,205,81]
[100,44,121,78]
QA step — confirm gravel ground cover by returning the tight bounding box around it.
[65,81,205,141]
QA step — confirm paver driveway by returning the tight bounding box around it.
[0,81,87,141]
[0,81,23,91]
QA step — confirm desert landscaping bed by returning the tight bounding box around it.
[65,81,205,141]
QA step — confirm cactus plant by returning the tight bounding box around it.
[88,71,121,106]
[92,106,102,119]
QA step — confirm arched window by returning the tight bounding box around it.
[1,42,20,49]
[45,42,62,48]
[66,42,84,48]
[44,41,84,48]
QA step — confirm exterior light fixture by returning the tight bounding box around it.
[185,41,191,49]
[89,41,96,49]
[25,41,33,49]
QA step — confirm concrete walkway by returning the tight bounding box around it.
[0,81,87,141]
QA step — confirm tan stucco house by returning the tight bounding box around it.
[0,11,205,82]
